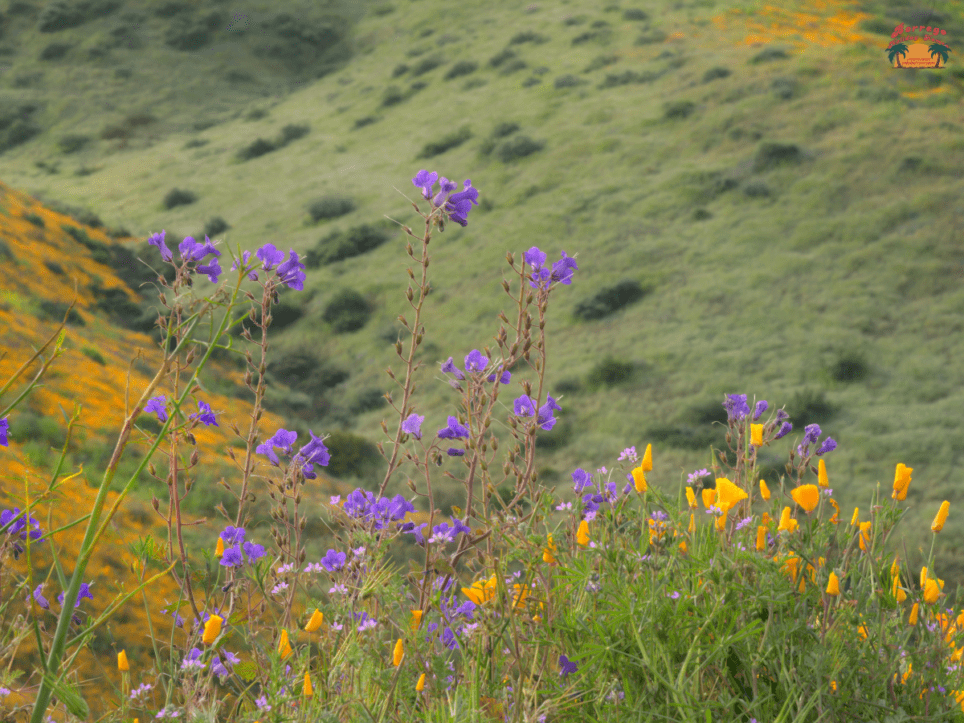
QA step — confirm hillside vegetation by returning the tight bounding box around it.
[2,0,964,593]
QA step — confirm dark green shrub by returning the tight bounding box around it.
[743,181,772,198]
[392,63,409,78]
[204,217,230,237]
[267,300,304,331]
[279,124,309,145]
[634,30,666,45]
[23,212,44,227]
[40,42,70,59]
[253,12,348,73]
[8,408,65,448]
[647,425,720,450]
[58,134,88,153]
[417,126,471,159]
[785,389,836,426]
[489,48,516,67]
[100,124,129,140]
[586,357,636,390]
[750,47,788,63]
[154,2,190,17]
[693,208,713,221]
[495,135,544,163]
[0,241,13,262]
[44,260,65,275]
[772,77,797,99]
[37,1,83,32]
[245,108,268,121]
[584,54,619,72]
[236,138,276,161]
[599,70,659,88]
[411,56,443,76]
[522,77,541,88]
[82,346,106,365]
[7,2,36,15]
[38,299,84,326]
[125,112,156,128]
[563,15,586,25]
[664,100,696,119]
[535,420,571,451]
[373,4,394,16]
[349,388,386,414]
[267,352,348,395]
[623,9,649,20]
[306,224,391,267]
[89,283,142,325]
[753,142,802,171]
[830,352,868,383]
[685,400,728,426]
[444,60,477,80]
[554,74,583,88]
[574,280,649,320]
[703,66,731,82]
[382,86,405,107]
[164,15,213,51]
[322,429,384,481]
[163,188,197,209]
[500,59,528,75]
[184,139,208,149]
[2,120,41,151]
[492,121,519,138]
[510,31,546,44]
[308,196,356,223]
[861,17,895,35]
[322,289,372,333]
[353,116,378,129]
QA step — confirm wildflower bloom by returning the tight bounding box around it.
[462,574,499,606]
[144,396,167,422]
[701,488,716,509]
[828,498,840,525]
[256,428,298,466]
[393,638,404,666]
[189,400,218,426]
[401,414,424,439]
[909,602,919,626]
[118,650,130,671]
[631,464,647,493]
[277,629,292,659]
[892,575,907,603]
[754,400,768,420]
[148,230,173,261]
[751,424,763,447]
[858,521,872,551]
[774,421,792,440]
[714,479,748,513]
[576,519,590,547]
[777,507,798,533]
[215,537,225,557]
[815,437,836,455]
[416,673,426,691]
[723,394,750,421]
[640,443,653,472]
[303,672,313,697]
[57,582,93,607]
[305,609,324,633]
[31,584,49,610]
[826,572,840,596]
[892,463,912,500]
[756,526,767,551]
[931,500,950,532]
[924,578,941,604]
[412,170,480,227]
[202,615,222,645]
[321,549,347,572]
[850,507,859,526]
[791,484,820,514]
[818,459,829,487]
[524,246,579,289]
[543,534,557,564]
[759,479,770,501]
[685,487,696,508]
[558,654,578,679]
[410,610,423,631]
[437,416,470,439]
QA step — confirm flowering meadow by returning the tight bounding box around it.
[2,170,964,723]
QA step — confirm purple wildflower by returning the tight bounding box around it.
[753,400,768,420]
[256,243,285,270]
[723,394,750,422]
[774,421,792,440]
[464,349,489,372]
[220,545,244,568]
[440,357,466,380]
[179,235,220,263]
[447,448,465,456]
[189,400,218,427]
[31,584,49,610]
[220,526,246,545]
[513,395,537,417]
[243,541,266,561]
[0,417,8,446]
[230,250,259,281]
[145,396,167,423]
[486,369,511,385]
[320,549,347,572]
[276,250,306,291]
[437,416,470,439]
[148,230,173,262]
[57,582,93,607]
[572,468,593,494]
[816,437,837,455]
[294,429,330,479]
[558,654,578,678]
[255,428,298,466]
[402,413,424,439]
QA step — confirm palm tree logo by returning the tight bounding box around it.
[928,41,951,68]
[888,42,909,68]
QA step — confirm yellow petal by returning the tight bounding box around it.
[931,500,950,533]
[759,479,770,501]
[632,466,647,493]
[890,556,900,580]
[892,463,912,501]
[756,526,767,551]
[688,512,695,534]
[117,650,129,672]
[924,578,941,605]
[818,458,829,487]
[278,629,292,659]
[909,602,919,626]
[416,673,426,692]
[305,609,324,633]
[850,507,859,526]
[715,514,726,531]
[303,672,313,697]
[791,484,820,514]
[777,506,797,533]
[576,519,590,547]
[858,521,871,551]
[685,486,696,509]
[410,609,423,631]
[750,423,763,447]
[215,537,225,557]
[679,540,687,554]
[826,572,840,596]
[714,478,748,513]
[202,615,223,645]
[701,488,716,509]
[641,443,653,472]
[393,638,404,666]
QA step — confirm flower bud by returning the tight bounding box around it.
[118,649,129,671]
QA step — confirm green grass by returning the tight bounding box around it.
[2,0,964,588]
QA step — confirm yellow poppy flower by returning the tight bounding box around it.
[920,567,928,588]
[892,463,912,501]
[714,478,748,513]
[826,572,840,596]
[632,466,647,493]
[890,556,900,580]
[777,507,797,533]
[679,540,687,554]
[215,537,225,557]
[756,526,767,551]
[685,486,697,509]
[576,519,590,547]
[782,554,800,582]
[818,458,829,488]
[908,602,919,626]
[118,650,129,671]
[305,609,324,633]
[641,443,653,472]
[543,534,557,564]
[202,615,222,645]
[761,511,771,526]
[393,638,404,666]
[462,574,499,606]
[688,512,695,534]
[303,672,313,697]
[892,575,907,603]
[850,507,859,526]
[416,673,426,692]
[701,488,716,509]
[751,423,763,447]
[858,521,871,551]
[278,629,293,659]
[759,479,770,501]
[828,498,839,525]
[931,500,950,533]
[791,484,820,514]
[715,514,726,531]
[924,578,941,605]
[410,609,423,631]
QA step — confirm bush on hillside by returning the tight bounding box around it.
[599,70,660,88]
[237,138,276,161]
[39,41,70,59]
[266,300,305,332]
[750,47,789,63]
[488,48,516,68]
[495,135,544,163]
[647,424,720,450]
[417,125,471,159]
[267,352,349,397]
[279,124,310,145]
[623,9,649,20]
[703,66,731,82]
[573,280,649,320]
[203,217,230,237]
[322,289,372,333]
[410,55,443,76]
[37,298,84,326]
[444,60,477,80]
[510,31,547,44]
[585,356,637,390]
[252,12,348,73]
[58,133,88,153]
[381,86,405,107]
[305,224,390,267]
[785,389,836,426]
[664,100,696,119]
[164,12,223,51]
[89,283,143,326]
[753,142,802,171]
[1,119,41,152]
[322,429,383,481]
[830,351,868,383]
[163,188,197,209]
[308,196,356,223]
[38,0,120,32]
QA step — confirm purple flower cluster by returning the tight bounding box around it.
[341,489,416,531]
[514,394,562,432]
[0,417,8,446]
[797,423,837,457]
[723,394,751,422]
[147,232,307,292]
[571,468,630,516]
[412,171,480,227]
[218,526,266,568]
[523,247,578,290]
[2,507,44,558]
[440,352,512,386]
[144,397,219,427]
[255,428,331,479]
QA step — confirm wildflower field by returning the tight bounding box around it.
[1,168,964,722]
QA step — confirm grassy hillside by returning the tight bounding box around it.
[2,0,964,598]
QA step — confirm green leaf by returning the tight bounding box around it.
[42,672,89,719]
[234,661,258,681]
